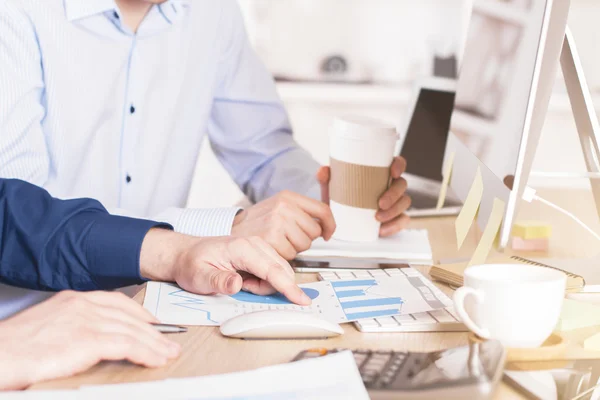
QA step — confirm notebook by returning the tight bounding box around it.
[298,229,433,265]
[524,255,600,292]
[429,256,586,292]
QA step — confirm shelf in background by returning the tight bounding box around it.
[276,82,600,113]
[276,82,412,106]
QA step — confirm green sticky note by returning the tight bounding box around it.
[584,332,600,351]
[555,299,600,332]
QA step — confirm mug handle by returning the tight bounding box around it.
[453,287,491,339]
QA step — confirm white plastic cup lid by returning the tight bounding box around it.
[331,116,398,141]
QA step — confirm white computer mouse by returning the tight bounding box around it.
[220,310,344,339]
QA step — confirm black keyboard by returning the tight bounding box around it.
[294,348,409,390]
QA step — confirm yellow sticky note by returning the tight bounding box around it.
[512,220,552,240]
[436,152,456,210]
[468,197,505,266]
[455,167,484,249]
[555,299,600,332]
[584,332,600,351]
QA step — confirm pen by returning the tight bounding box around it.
[151,323,188,334]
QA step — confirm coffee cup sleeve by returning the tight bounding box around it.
[329,157,391,210]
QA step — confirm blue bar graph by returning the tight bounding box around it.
[340,298,403,309]
[230,288,320,304]
[331,280,376,288]
[345,309,402,320]
[335,290,365,298]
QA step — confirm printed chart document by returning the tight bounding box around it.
[297,229,433,265]
[144,268,451,326]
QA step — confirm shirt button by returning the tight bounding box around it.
[130,105,135,114]
[126,175,132,183]
[113,11,119,19]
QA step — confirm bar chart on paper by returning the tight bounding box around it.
[330,279,404,321]
[143,268,450,326]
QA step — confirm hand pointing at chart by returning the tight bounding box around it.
[139,229,312,306]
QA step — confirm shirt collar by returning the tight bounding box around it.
[158,0,190,24]
[64,0,190,23]
[64,0,117,21]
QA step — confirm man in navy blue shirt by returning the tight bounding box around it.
[0,179,309,390]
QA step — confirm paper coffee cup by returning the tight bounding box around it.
[329,116,398,242]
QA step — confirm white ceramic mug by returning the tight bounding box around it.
[329,116,398,242]
[453,264,566,348]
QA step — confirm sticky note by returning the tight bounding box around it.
[436,152,456,210]
[584,332,600,351]
[512,221,552,240]
[468,197,505,266]
[455,167,484,249]
[555,299,600,332]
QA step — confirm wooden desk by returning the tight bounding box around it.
[32,189,600,398]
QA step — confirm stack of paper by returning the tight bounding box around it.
[6,352,369,400]
[298,229,433,265]
[143,268,451,326]
[83,351,368,399]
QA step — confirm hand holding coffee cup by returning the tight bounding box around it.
[453,264,566,348]
[326,116,400,242]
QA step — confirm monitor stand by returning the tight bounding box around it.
[561,27,600,218]
[531,28,600,283]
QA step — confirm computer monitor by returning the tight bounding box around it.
[398,78,463,216]
[445,0,572,249]
[400,78,456,185]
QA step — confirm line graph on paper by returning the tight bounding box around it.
[143,269,450,326]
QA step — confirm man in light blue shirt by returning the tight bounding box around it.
[0,0,411,260]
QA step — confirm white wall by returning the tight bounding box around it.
[187,0,600,209]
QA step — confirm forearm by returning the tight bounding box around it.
[0,309,34,390]
[0,349,25,390]
[0,179,170,291]
[209,2,321,205]
[243,147,321,203]
[139,229,198,282]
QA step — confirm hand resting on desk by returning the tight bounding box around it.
[0,291,181,390]
[0,230,309,390]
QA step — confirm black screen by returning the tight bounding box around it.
[400,89,456,182]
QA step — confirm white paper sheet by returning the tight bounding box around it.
[143,268,451,326]
[0,392,79,399]
[79,351,369,400]
[298,229,433,264]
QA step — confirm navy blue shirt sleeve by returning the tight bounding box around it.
[0,179,172,291]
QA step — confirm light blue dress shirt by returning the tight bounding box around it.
[0,0,321,237]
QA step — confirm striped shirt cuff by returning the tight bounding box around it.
[154,207,242,237]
